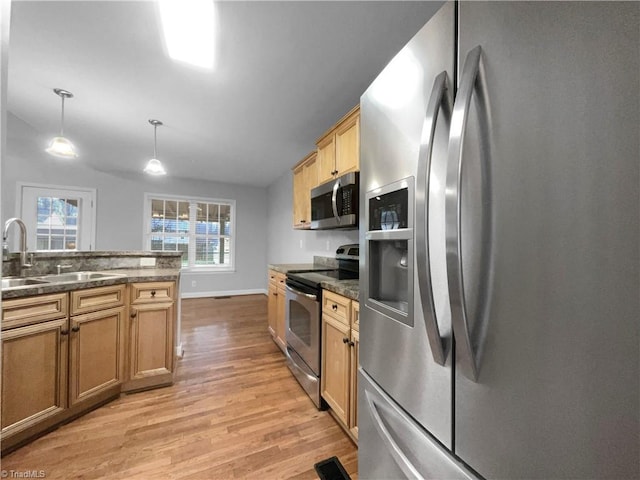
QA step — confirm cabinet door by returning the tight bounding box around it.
[275,285,286,352]
[292,164,306,229]
[130,302,175,380]
[1,318,68,437]
[303,152,319,192]
[321,314,350,424]
[317,134,336,185]
[69,306,125,405]
[335,110,359,177]
[349,327,359,440]
[267,283,277,338]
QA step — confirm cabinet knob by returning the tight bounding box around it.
[130,309,137,318]
[71,326,80,333]
[342,337,349,344]
[150,290,156,297]
[60,329,69,336]
[300,220,306,223]
[349,341,355,347]
[332,304,338,310]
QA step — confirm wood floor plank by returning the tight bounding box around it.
[1,295,358,479]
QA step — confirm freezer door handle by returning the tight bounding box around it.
[416,70,452,366]
[445,45,493,382]
[365,390,424,479]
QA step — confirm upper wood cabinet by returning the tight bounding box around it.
[292,151,318,229]
[316,105,360,185]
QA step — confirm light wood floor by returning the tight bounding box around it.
[1,295,358,479]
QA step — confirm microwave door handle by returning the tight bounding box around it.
[331,179,341,223]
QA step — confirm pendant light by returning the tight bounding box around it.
[46,88,78,159]
[144,119,167,176]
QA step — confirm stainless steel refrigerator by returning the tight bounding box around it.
[358,2,639,478]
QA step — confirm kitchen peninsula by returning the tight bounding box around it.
[1,251,182,454]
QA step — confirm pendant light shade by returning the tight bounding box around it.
[46,88,78,159]
[144,119,167,176]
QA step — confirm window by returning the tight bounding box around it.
[18,183,96,251]
[144,194,235,270]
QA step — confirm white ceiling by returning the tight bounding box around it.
[7,1,443,187]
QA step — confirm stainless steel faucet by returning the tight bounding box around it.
[56,264,72,275]
[3,217,33,273]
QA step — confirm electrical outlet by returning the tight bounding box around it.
[191,280,196,287]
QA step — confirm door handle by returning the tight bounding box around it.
[285,284,317,300]
[331,178,341,223]
[445,45,493,382]
[71,325,80,333]
[365,391,423,479]
[415,70,453,366]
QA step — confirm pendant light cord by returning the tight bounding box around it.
[154,123,158,158]
[60,95,65,136]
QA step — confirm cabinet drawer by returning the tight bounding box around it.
[2,293,69,330]
[351,301,360,332]
[275,273,286,289]
[130,282,174,304]
[71,285,126,316]
[323,290,351,326]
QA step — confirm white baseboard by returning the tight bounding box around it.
[175,343,184,358]
[180,288,268,299]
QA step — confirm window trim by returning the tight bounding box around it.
[16,181,97,252]
[143,192,236,272]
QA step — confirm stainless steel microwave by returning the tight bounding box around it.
[310,172,359,230]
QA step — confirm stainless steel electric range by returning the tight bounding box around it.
[284,244,359,408]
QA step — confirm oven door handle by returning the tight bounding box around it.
[285,284,317,300]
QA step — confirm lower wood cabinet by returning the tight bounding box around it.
[124,281,176,391]
[321,290,359,443]
[69,306,126,405]
[275,277,287,352]
[267,270,278,338]
[1,279,178,453]
[1,317,68,438]
[267,269,287,353]
[322,314,351,423]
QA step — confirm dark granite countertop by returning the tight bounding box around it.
[321,279,359,301]
[268,263,315,274]
[2,268,181,300]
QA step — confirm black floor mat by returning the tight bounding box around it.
[314,456,351,480]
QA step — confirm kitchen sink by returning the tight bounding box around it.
[36,272,126,283]
[1,277,51,289]
[1,272,127,291]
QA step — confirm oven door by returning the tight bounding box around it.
[285,284,320,375]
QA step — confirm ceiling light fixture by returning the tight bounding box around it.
[46,88,78,159]
[144,119,167,176]
[158,0,215,69]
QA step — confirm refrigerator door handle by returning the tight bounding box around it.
[416,71,452,366]
[445,45,492,382]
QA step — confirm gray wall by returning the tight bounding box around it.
[3,113,268,296]
[266,169,358,264]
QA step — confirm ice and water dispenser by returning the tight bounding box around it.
[364,178,414,326]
